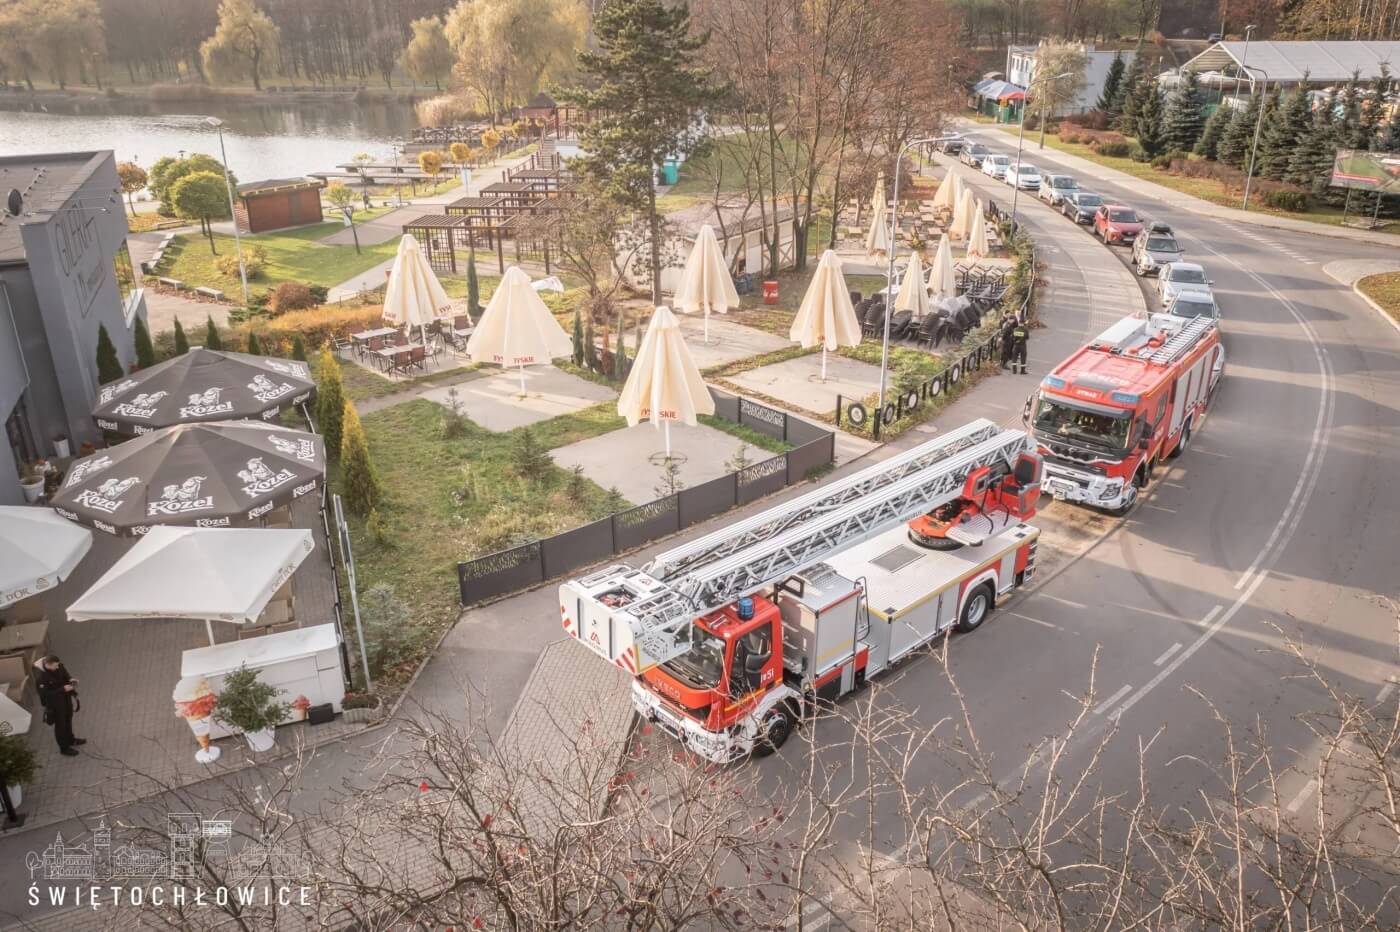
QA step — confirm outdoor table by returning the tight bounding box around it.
[0,620,50,669]
[351,327,400,359]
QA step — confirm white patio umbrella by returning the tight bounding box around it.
[932,171,959,212]
[865,198,890,259]
[0,691,30,736]
[966,201,990,259]
[383,234,453,344]
[790,250,863,382]
[927,234,957,299]
[673,224,740,343]
[67,526,314,645]
[894,251,931,321]
[0,506,92,608]
[950,188,976,241]
[466,265,573,394]
[617,306,715,459]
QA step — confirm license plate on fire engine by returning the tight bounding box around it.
[1046,479,1077,497]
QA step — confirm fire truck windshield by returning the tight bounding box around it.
[662,626,728,689]
[1034,397,1133,453]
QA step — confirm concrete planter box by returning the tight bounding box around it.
[342,706,380,724]
[194,286,225,300]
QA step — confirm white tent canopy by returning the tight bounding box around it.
[68,527,314,644]
[865,199,890,259]
[0,506,92,608]
[790,250,863,381]
[928,234,957,300]
[673,224,740,342]
[383,234,453,342]
[966,201,990,259]
[932,171,960,212]
[894,251,931,320]
[467,266,573,393]
[617,305,715,457]
[950,188,977,241]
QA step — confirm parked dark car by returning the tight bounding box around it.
[937,137,965,155]
[1060,191,1104,224]
[960,143,991,167]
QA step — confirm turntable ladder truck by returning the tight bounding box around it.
[559,418,1045,763]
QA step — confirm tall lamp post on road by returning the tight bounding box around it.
[1232,24,1257,102]
[1010,71,1075,231]
[204,117,248,307]
[1240,65,1270,212]
[877,136,944,423]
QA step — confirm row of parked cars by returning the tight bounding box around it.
[938,133,1220,321]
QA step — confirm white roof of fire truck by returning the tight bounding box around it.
[571,419,1035,668]
[1043,313,1218,404]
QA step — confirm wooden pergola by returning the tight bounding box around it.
[402,214,474,275]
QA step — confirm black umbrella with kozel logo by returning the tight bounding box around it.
[50,421,326,537]
[92,347,316,435]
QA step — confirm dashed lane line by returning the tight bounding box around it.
[1286,777,1320,814]
[1095,684,1134,716]
[1153,642,1183,666]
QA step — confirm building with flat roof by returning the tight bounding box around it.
[0,150,145,504]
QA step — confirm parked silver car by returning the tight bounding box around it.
[1165,291,1221,320]
[1158,261,1214,305]
[1132,222,1185,276]
[1038,174,1079,205]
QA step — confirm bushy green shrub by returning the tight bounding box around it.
[1095,141,1132,158]
[269,281,317,315]
[1262,189,1309,212]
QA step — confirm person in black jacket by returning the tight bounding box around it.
[1009,316,1030,375]
[33,655,84,756]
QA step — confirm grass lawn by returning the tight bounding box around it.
[975,121,1352,227]
[340,397,627,691]
[1357,271,1400,325]
[339,359,481,402]
[160,221,401,298]
[669,131,806,198]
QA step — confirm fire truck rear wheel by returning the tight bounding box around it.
[754,708,792,756]
[1170,420,1192,459]
[956,583,994,633]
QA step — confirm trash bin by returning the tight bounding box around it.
[762,280,779,305]
[662,160,679,185]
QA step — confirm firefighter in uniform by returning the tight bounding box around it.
[999,314,1017,368]
[1009,317,1030,374]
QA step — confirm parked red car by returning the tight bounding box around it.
[1092,204,1144,245]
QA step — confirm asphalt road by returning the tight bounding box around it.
[730,134,1400,920]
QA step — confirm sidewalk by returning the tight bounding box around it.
[959,122,1400,248]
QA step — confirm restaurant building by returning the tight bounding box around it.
[0,150,146,504]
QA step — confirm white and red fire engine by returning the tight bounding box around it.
[559,420,1043,763]
[1026,313,1223,514]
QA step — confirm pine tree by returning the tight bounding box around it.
[95,323,123,383]
[340,400,380,516]
[1098,52,1125,112]
[654,458,685,497]
[1260,85,1312,180]
[1288,89,1339,192]
[584,314,598,370]
[602,486,627,513]
[1217,94,1259,168]
[246,332,262,355]
[1384,106,1400,153]
[315,348,346,460]
[509,427,553,483]
[1245,85,1282,176]
[1136,84,1166,158]
[1113,52,1146,126]
[559,0,723,302]
[1356,65,1390,150]
[1163,69,1205,154]
[172,317,190,355]
[133,316,157,369]
[571,308,584,366]
[1338,72,1363,146]
[612,308,628,380]
[466,247,481,318]
[290,334,307,361]
[1194,105,1231,160]
[203,315,223,351]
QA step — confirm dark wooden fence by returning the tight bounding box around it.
[457,389,837,607]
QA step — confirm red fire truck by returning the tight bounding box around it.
[559,420,1043,763]
[1025,313,1223,514]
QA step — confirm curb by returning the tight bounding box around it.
[1351,280,1400,339]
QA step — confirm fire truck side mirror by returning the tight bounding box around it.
[1021,395,1034,426]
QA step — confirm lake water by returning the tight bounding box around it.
[0,98,422,183]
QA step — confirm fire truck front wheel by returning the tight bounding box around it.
[956,583,995,633]
[754,707,793,756]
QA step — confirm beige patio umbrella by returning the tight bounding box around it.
[871,171,886,213]
[966,201,990,259]
[865,198,890,259]
[466,265,573,394]
[617,306,714,459]
[382,234,453,344]
[894,250,931,321]
[790,250,863,382]
[927,233,957,299]
[950,188,976,241]
[932,171,960,212]
[673,224,739,344]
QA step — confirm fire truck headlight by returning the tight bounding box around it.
[1098,480,1121,500]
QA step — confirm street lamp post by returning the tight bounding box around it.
[1232,24,1256,102]
[205,117,248,307]
[1010,71,1075,231]
[1240,65,1270,212]
[877,136,944,424]
[392,141,405,206]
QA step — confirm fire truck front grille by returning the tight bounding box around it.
[1042,453,1109,476]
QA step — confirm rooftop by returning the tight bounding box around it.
[0,151,115,265]
[236,177,324,197]
[1182,40,1400,84]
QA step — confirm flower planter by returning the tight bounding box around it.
[244,727,276,753]
[342,706,379,724]
[5,784,20,809]
[53,437,70,459]
[19,478,44,504]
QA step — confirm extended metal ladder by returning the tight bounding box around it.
[1145,314,1215,365]
[624,419,1032,665]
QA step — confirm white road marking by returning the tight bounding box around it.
[1286,778,1319,813]
[1143,503,1176,513]
[1095,684,1133,716]
[1008,611,1061,630]
[1113,605,1223,717]
[1153,642,1183,666]
[1378,679,1396,703]
[1038,593,1089,609]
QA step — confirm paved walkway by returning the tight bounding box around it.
[958,121,1400,248]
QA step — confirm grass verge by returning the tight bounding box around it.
[1357,271,1400,325]
[339,359,483,403]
